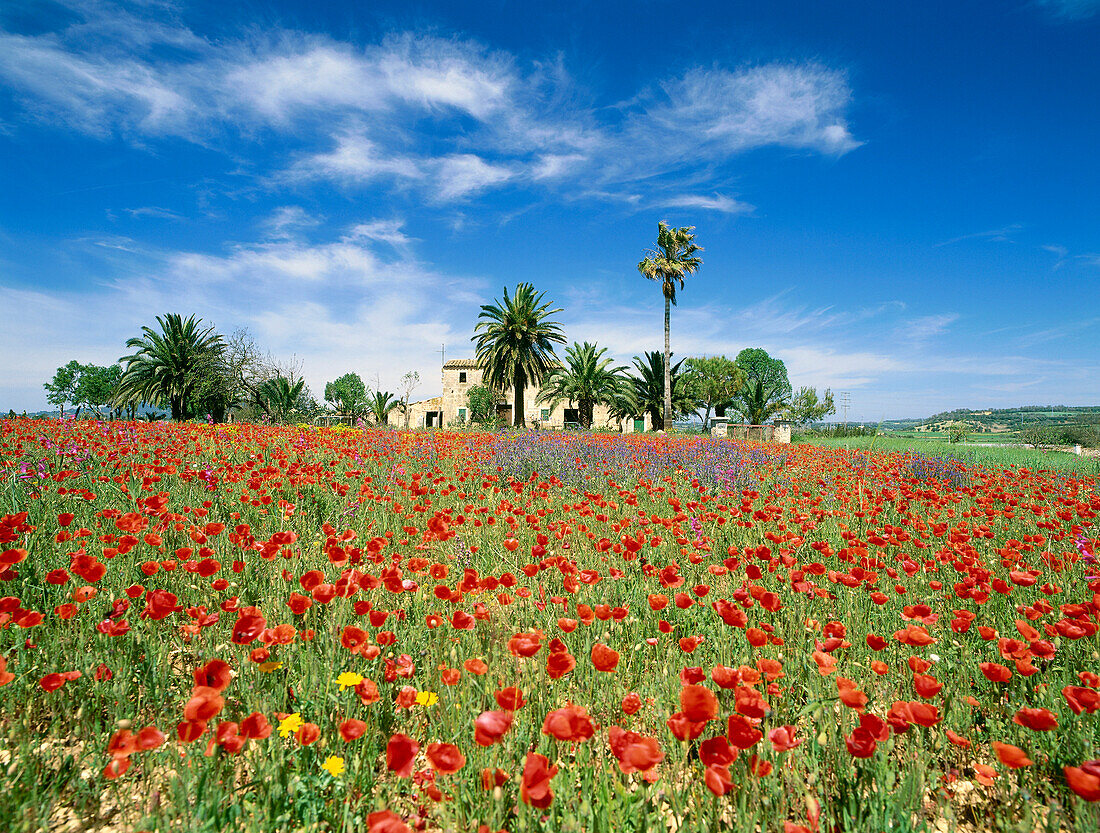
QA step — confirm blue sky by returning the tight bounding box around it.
[1,0,1098,420]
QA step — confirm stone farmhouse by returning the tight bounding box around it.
[406,359,653,431]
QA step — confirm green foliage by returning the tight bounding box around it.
[466,385,497,425]
[324,373,369,421]
[472,282,566,427]
[116,314,225,421]
[638,221,704,429]
[948,422,969,444]
[787,386,836,427]
[538,342,629,429]
[43,361,83,417]
[73,363,123,417]
[256,376,307,424]
[683,355,744,427]
[1021,423,1098,448]
[731,348,792,425]
[628,351,695,430]
[366,390,401,426]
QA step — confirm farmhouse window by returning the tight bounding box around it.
[459,372,467,383]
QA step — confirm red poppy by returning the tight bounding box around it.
[608,726,664,774]
[542,704,595,742]
[993,741,1032,769]
[705,763,734,796]
[426,742,466,774]
[520,752,557,808]
[700,736,737,766]
[680,685,719,722]
[494,687,526,710]
[1013,708,1058,731]
[184,687,225,722]
[591,642,620,672]
[1064,760,1100,801]
[622,692,642,715]
[667,712,707,741]
[463,658,489,675]
[194,659,233,692]
[339,719,367,742]
[296,722,320,746]
[726,713,764,750]
[474,710,513,746]
[367,810,410,833]
[387,733,419,777]
[768,725,803,752]
[240,712,272,740]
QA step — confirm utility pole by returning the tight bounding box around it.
[438,343,446,368]
[839,391,851,430]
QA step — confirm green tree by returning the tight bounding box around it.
[684,356,745,428]
[255,376,306,424]
[467,385,497,425]
[74,363,123,418]
[44,360,83,418]
[537,342,628,429]
[324,373,369,422]
[629,350,695,430]
[637,221,703,431]
[473,283,565,428]
[786,386,836,427]
[731,348,792,425]
[116,314,225,421]
[367,390,401,426]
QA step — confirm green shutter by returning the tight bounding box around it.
[541,409,550,420]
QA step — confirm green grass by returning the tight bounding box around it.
[798,434,1100,474]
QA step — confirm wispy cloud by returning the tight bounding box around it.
[934,224,1023,247]
[662,194,754,214]
[1034,0,1100,21]
[0,3,861,209]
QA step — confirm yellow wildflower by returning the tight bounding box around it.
[321,756,345,777]
[277,713,304,738]
[335,671,364,692]
[259,661,283,673]
[415,690,439,707]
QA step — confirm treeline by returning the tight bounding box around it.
[41,314,421,426]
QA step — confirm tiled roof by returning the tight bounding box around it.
[443,358,564,370]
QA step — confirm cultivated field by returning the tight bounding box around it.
[2,421,1099,832]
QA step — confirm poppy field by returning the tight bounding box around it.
[2,420,1099,833]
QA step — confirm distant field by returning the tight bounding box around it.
[799,434,1100,474]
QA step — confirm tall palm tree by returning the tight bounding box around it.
[116,314,224,421]
[637,222,703,430]
[367,390,401,426]
[256,376,306,424]
[630,351,695,431]
[473,283,565,428]
[537,342,628,429]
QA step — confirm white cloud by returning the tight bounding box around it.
[433,154,514,200]
[615,63,860,180]
[285,132,423,184]
[0,8,861,207]
[662,194,754,214]
[261,206,321,238]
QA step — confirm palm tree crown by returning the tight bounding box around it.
[116,314,224,421]
[537,342,628,429]
[630,350,695,430]
[367,391,401,426]
[473,283,565,427]
[256,376,306,424]
[637,221,703,430]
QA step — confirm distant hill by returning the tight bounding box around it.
[880,405,1100,434]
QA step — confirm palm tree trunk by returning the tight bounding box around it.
[513,370,525,428]
[663,295,672,430]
